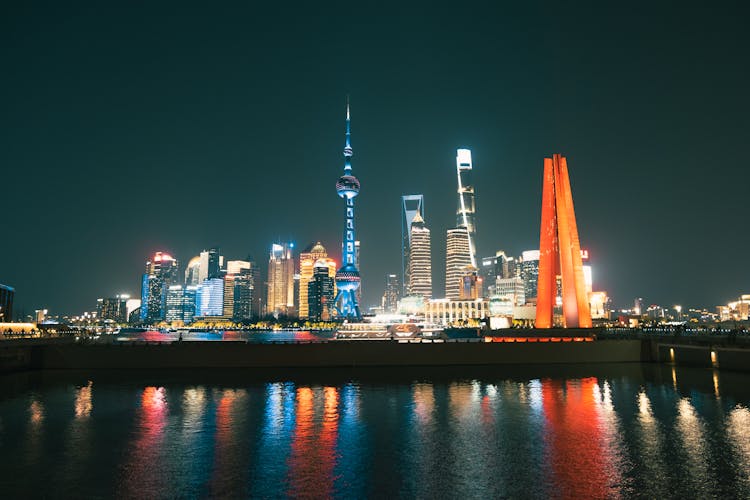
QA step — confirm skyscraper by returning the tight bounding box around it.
[521,250,540,302]
[536,154,592,328]
[165,285,198,324]
[455,149,477,268]
[226,258,259,321]
[445,227,472,300]
[140,252,179,323]
[298,242,329,319]
[267,242,295,316]
[334,100,362,320]
[198,247,222,282]
[383,273,399,313]
[401,194,424,296]
[184,256,201,286]
[308,261,335,321]
[408,213,432,299]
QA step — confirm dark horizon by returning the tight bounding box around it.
[3,2,749,316]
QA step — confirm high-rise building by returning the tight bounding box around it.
[185,256,201,286]
[520,250,540,302]
[140,252,179,323]
[198,247,222,282]
[634,297,644,316]
[196,278,224,317]
[0,284,15,322]
[455,149,477,268]
[225,258,259,321]
[383,274,399,313]
[536,154,592,328]
[333,100,362,320]
[445,227,472,300]
[408,212,432,299]
[267,243,295,316]
[480,253,501,296]
[459,271,482,300]
[401,194,425,296]
[298,242,329,319]
[96,294,130,323]
[165,285,198,324]
[223,274,236,318]
[308,261,336,321]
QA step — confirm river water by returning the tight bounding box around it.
[1,364,749,498]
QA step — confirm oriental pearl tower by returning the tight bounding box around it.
[334,99,362,320]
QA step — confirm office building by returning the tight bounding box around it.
[401,194,425,296]
[383,274,399,313]
[408,212,432,299]
[96,294,130,323]
[455,149,477,267]
[445,227,472,300]
[0,284,14,322]
[165,285,198,324]
[198,247,222,282]
[267,242,295,316]
[140,252,179,323]
[520,250,540,302]
[308,261,335,321]
[494,277,526,306]
[185,256,201,286]
[196,278,224,317]
[298,242,329,318]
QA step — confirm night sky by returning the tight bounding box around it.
[2,2,749,316]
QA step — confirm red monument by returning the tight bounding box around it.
[536,154,592,328]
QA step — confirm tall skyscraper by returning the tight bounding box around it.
[401,194,424,296]
[308,261,335,321]
[445,227,473,300]
[198,247,222,282]
[536,154,592,328]
[0,284,13,322]
[455,149,477,268]
[298,242,329,318]
[383,273,399,313]
[226,258,259,321]
[408,213,432,299]
[267,242,295,316]
[184,256,201,286]
[334,100,362,320]
[521,250,540,302]
[140,252,179,323]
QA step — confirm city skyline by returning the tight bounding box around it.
[3,3,750,315]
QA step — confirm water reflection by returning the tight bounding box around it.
[119,387,168,497]
[675,397,714,497]
[1,365,750,498]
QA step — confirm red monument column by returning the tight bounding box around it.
[536,154,592,328]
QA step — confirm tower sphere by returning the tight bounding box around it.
[336,175,360,198]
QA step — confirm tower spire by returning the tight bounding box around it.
[344,96,353,171]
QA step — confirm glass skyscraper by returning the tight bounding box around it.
[401,194,424,297]
[455,149,477,268]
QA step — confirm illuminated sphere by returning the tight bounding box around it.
[335,263,361,291]
[336,175,360,199]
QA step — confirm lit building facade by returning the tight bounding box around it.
[494,277,526,306]
[0,284,14,322]
[96,294,130,323]
[426,298,489,326]
[140,252,179,324]
[333,100,362,320]
[455,149,477,267]
[401,194,425,296]
[198,247,222,283]
[166,285,198,324]
[267,243,295,316]
[298,242,329,318]
[185,256,201,286]
[196,278,224,317]
[383,273,399,313]
[408,213,432,300]
[445,227,472,300]
[520,250,540,302]
[308,261,335,321]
